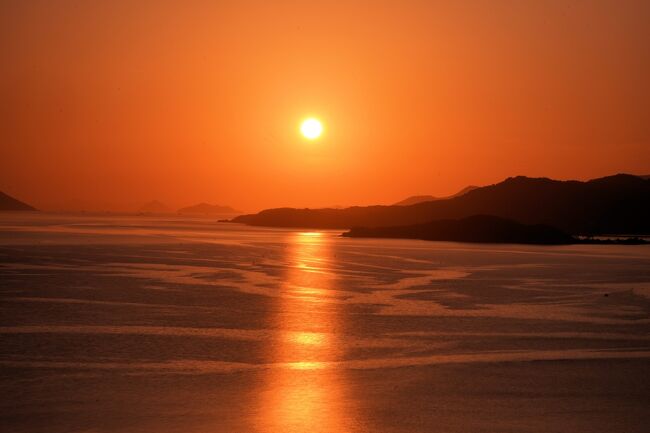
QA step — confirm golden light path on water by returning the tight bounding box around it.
[257,231,357,433]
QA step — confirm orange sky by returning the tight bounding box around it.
[1,0,649,212]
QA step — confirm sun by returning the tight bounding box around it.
[300,118,323,140]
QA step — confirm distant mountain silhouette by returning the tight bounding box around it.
[393,195,438,206]
[393,185,478,206]
[178,202,240,215]
[232,174,650,235]
[0,191,36,211]
[344,215,575,244]
[452,185,480,197]
[139,200,171,214]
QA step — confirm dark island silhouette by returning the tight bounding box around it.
[231,174,650,239]
[178,202,240,215]
[0,191,36,211]
[344,215,574,244]
[393,185,478,206]
[343,215,648,245]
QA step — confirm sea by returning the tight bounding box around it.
[1,212,649,433]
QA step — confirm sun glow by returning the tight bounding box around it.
[300,118,323,140]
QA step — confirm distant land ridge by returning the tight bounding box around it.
[231,174,650,235]
[344,215,575,244]
[393,195,437,206]
[393,185,478,206]
[0,191,37,211]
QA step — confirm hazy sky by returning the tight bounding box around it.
[1,0,649,211]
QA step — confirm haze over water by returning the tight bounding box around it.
[1,213,649,432]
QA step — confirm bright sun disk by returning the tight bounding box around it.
[300,118,323,140]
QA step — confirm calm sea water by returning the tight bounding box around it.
[1,213,649,433]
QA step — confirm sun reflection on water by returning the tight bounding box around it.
[257,231,355,433]
[285,361,328,370]
[288,331,327,346]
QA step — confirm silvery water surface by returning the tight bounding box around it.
[1,213,649,433]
